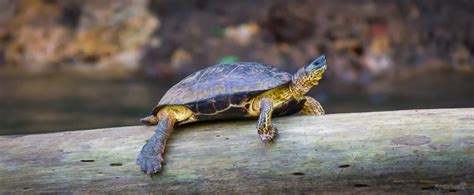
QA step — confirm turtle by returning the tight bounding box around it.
[137,55,328,176]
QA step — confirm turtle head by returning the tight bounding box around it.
[290,55,328,97]
[304,55,327,82]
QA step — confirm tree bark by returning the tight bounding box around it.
[1,108,473,193]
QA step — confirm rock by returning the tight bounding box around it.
[66,0,159,73]
[170,49,193,71]
[2,0,473,84]
[363,24,394,77]
[451,45,473,73]
[266,1,314,43]
[6,25,71,71]
[224,22,260,46]
[2,0,159,74]
[3,0,71,71]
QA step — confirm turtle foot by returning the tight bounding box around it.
[136,153,164,176]
[259,126,278,142]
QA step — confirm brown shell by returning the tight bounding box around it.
[152,62,292,115]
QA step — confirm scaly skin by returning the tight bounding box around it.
[137,113,175,175]
[299,96,325,115]
[137,106,192,175]
[256,98,277,142]
[138,55,327,176]
[250,56,327,141]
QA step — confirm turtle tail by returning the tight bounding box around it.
[140,115,159,126]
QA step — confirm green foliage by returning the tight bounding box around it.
[210,26,224,38]
[218,56,239,64]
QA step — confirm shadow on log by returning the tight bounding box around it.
[1,108,473,193]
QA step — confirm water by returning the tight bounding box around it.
[1,70,473,135]
[1,71,164,135]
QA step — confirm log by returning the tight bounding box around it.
[0,108,473,193]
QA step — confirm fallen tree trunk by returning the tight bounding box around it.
[0,108,473,193]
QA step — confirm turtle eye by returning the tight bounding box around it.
[305,55,327,72]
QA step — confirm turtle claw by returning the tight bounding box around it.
[259,126,278,142]
[136,154,163,176]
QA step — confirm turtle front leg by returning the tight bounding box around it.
[299,96,325,115]
[256,98,277,142]
[137,112,176,176]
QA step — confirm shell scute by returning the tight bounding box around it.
[214,95,230,111]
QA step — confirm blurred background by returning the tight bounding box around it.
[1,0,473,135]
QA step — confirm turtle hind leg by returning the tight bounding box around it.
[137,106,193,176]
[256,98,277,142]
[140,115,159,126]
[299,96,325,115]
[137,112,176,176]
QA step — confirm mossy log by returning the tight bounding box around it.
[1,108,473,193]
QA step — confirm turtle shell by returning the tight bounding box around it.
[152,62,292,115]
